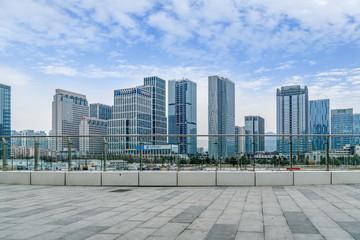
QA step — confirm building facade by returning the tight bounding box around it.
[52,89,89,151]
[353,113,360,145]
[0,83,11,158]
[79,117,108,156]
[235,126,245,155]
[143,76,167,145]
[108,87,152,155]
[168,79,197,156]
[331,108,353,149]
[245,116,265,154]
[90,103,112,120]
[276,85,309,153]
[208,75,235,158]
[309,99,330,151]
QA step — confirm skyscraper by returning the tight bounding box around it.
[353,113,360,145]
[80,117,108,156]
[235,126,245,155]
[276,85,309,153]
[0,83,11,158]
[309,99,330,151]
[52,89,89,151]
[90,103,112,120]
[108,87,152,155]
[143,76,167,145]
[245,116,265,154]
[168,79,197,156]
[208,75,235,158]
[331,108,353,149]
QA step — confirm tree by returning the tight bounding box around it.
[229,157,237,166]
[320,156,326,165]
[271,156,278,166]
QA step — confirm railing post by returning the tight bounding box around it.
[177,138,180,171]
[68,137,72,171]
[103,137,107,172]
[34,137,39,171]
[326,136,330,171]
[2,138,7,171]
[139,141,143,171]
[214,142,218,171]
[252,136,256,171]
[290,136,293,171]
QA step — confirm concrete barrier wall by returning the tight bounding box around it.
[332,171,360,184]
[0,171,31,185]
[31,171,65,186]
[294,171,331,185]
[217,171,255,186]
[139,171,177,186]
[256,171,293,186]
[66,172,102,186]
[178,171,216,186]
[1,170,360,186]
[102,171,138,186]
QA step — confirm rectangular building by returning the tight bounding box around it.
[168,79,197,156]
[309,99,330,151]
[331,108,353,149]
[90,103,112,120]
[208,75,235,158]
[108,87,152,155]
[235,126,245,155]
[143,76,167,145]
[276,85,309,153]
[0,83,11,158]
[52,89,89,151]
[353,113,360,145]
[245,116,265,154]
[79,117,108,156]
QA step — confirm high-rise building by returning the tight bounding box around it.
[168,79,197,156]
[52,89,89,151]
[245,116,265,154]
[331,108,353,149]
[90,103,112,120]
[0,83,11,158]
[353,113,360,145]
[309,99,330,151]
[208,75,235,158]
[11,130,21,147]
[235,126,245,155]
[143,76,167,145]
[276,85,309,153]
[80,117,108,156]
[108,87,152,155]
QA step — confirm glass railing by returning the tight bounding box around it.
[1,134,360,171]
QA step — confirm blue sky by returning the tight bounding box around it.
[2,0,360,134]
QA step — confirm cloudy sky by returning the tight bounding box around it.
[2,0,360,134]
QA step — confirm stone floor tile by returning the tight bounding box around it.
[293,234,325,240]
[151,222,188,237]
[116,227,156,240]
[235,231,264,240]
[176,229,209,240]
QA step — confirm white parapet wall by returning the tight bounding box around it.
[0,171,31,185]
[102,171,138,186]
[178,171,216,186]
[256,171,294,186]
[332,171,360,184]
[217,171,255,186]
[139,171,177,186]
[66,172,102,186]
[294,171,331,185]
[31,171,65,186]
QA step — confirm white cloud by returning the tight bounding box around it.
[0,67,31,86]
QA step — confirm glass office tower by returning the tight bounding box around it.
[90,103,112,120]
[208,75,235,158]
[143,77,167,145]
[0,83,11,158]
[331,108,353,149]
[245,116,265,154]
[108,87,152,155]
[235,126,245,156]
[168,79,197,156]
[276,85,309,154]
[353,113,360,145]
[309,99,330,151]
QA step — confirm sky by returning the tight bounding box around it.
[2,0,360,135]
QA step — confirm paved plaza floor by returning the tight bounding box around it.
[1,184,360,240]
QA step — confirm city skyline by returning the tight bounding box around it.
[2,1,360,135]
